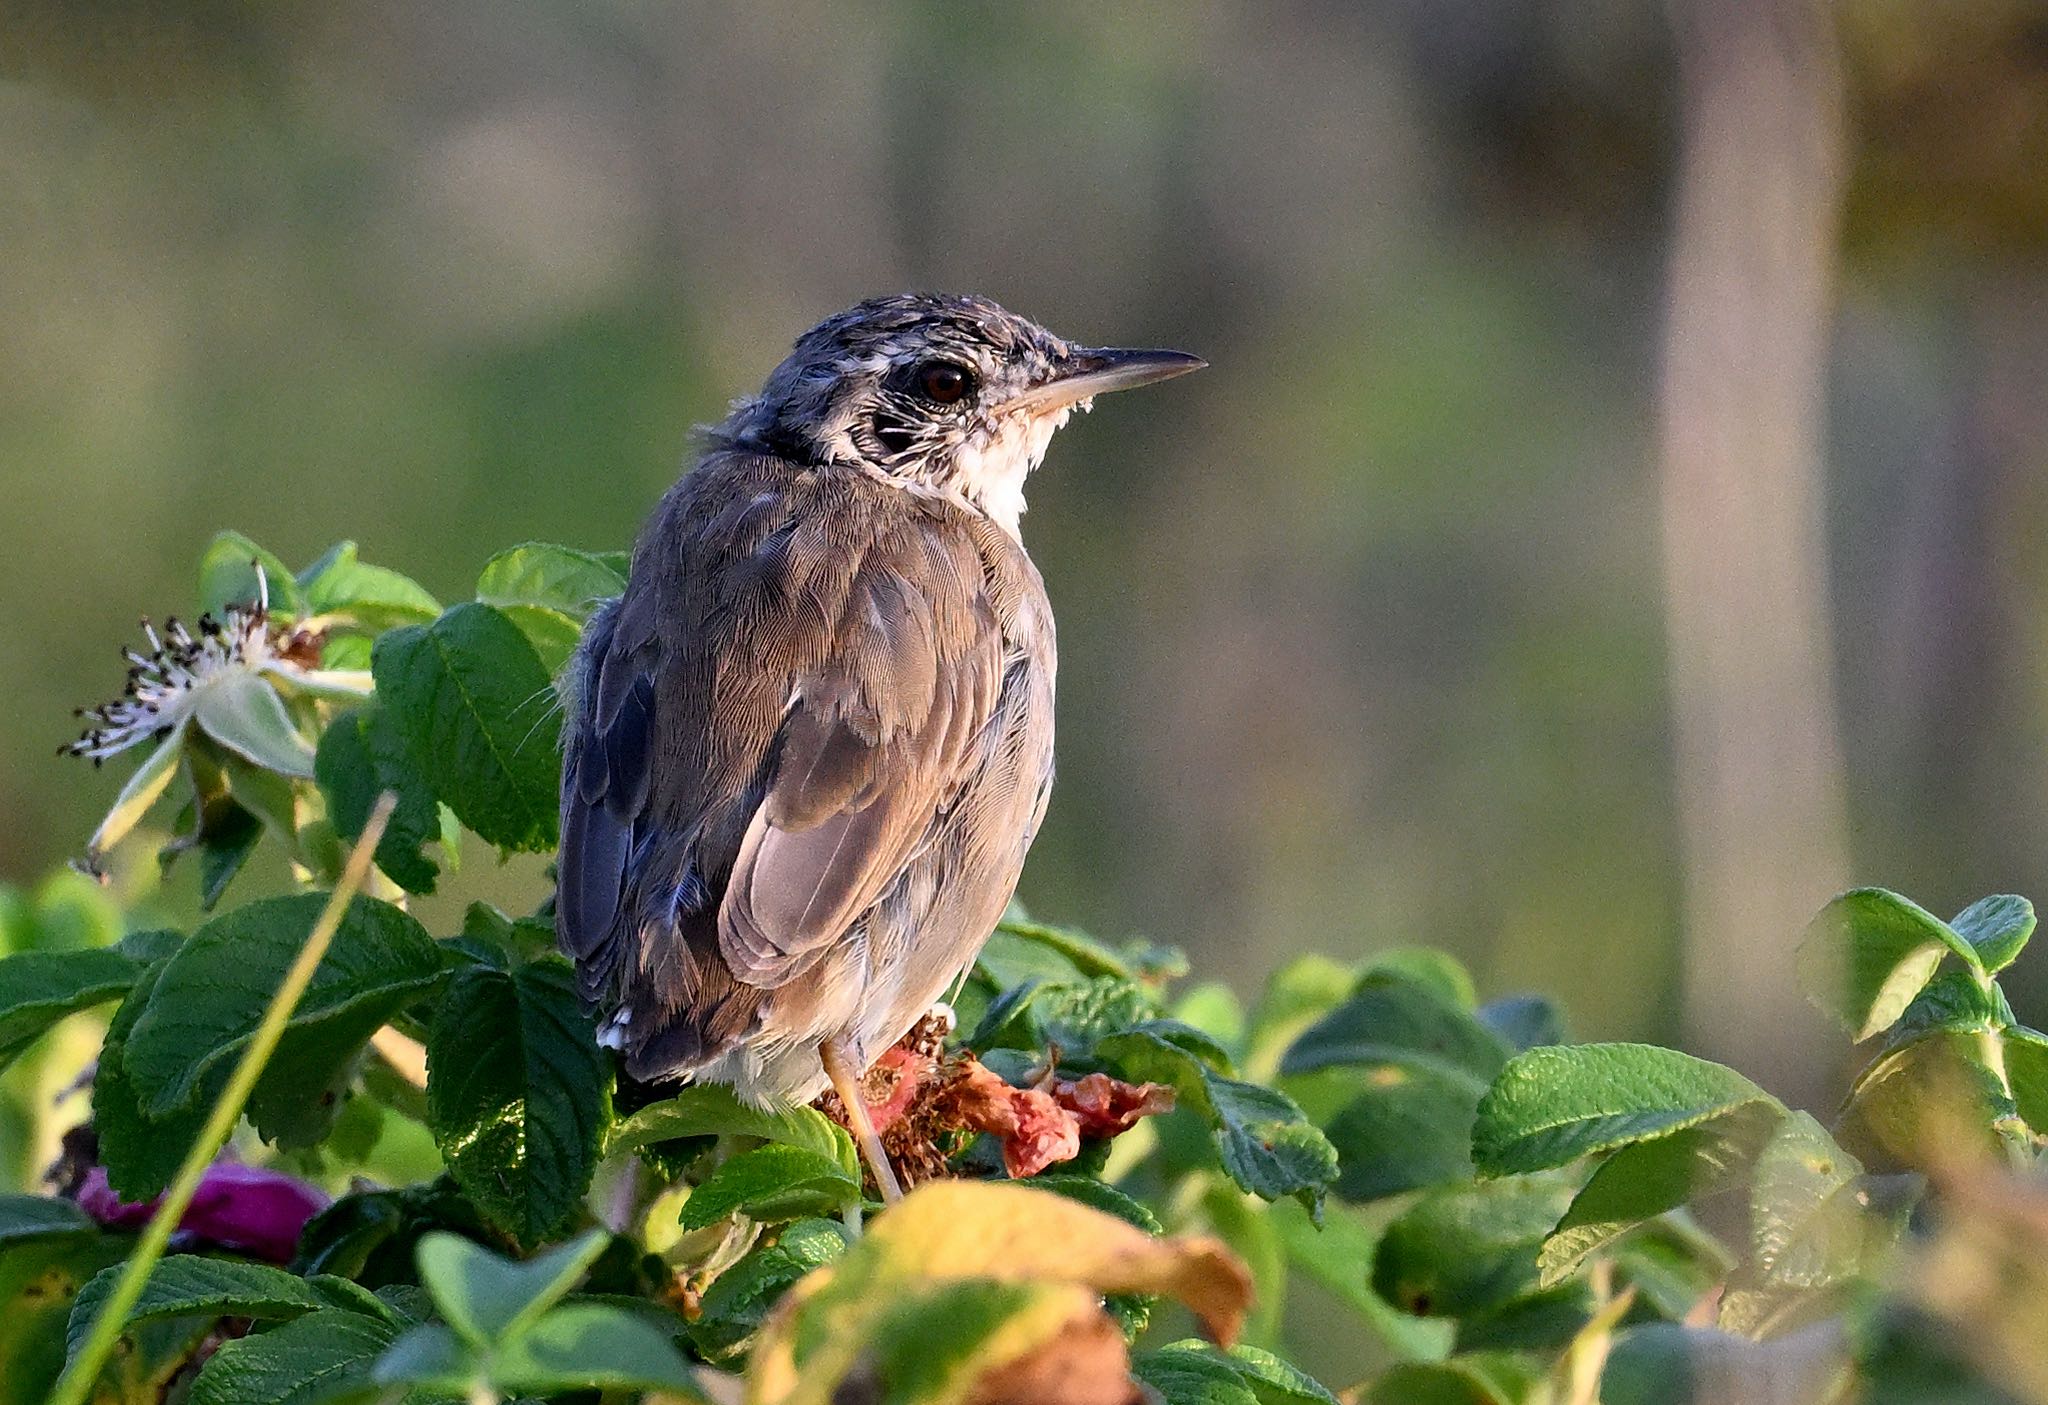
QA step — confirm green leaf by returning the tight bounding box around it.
[425,960,611,1246]
[291,1177,491,1287]
[0,942,150,1069]
[610,1082,857,1175]
[1097,1025,1338,1213]
[1363,1355,1545,1405]
[969,928,1090,995]
[1949,895,2035,975]
[1362,949,1478,1010]
[1268,1198,1454,1362]
[475,543,626,672]
[687,1218,851,1363]
[476,542,626,619]
[1537,1103,1782,1286]
[373,603,562,852]
[1244,954,1355,1081]
[1842,1029,2016,1165]
[1136,1340,1341,1405]
[416,1229,609,1346]
[66,1255,337,1361]
[0,1196,95,1249]
[124,892,448,1118]
[315,705,443,894]
[299,541,441,632]
[679,1144,860,1228]
[1028,1175,1163,1234]
[200,531,307,619]
[1280,974,1507,1202]
[1472,1043,1779,1176]
[93,959,209,1199]
[190,670,316,777]
[1374,1176,1574,1319]
[992,915,1181,985]
[2005,1025,2048,1134]
[489,1301,704,1395]
[1799,888,1979,1042]
[1745,1112,1871,1289]
[1610,1225,1726,1322]
[195,802,263,911]
[370,1322,471,1389]
[1319,1062,1487,1201]
[1888,969,2011,1047]
[1281,976,1508,1082]
[972,973,1162,1055]
[186,1308,400,1405]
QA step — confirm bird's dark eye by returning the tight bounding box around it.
[915,361,974,405]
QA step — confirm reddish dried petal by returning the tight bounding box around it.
[1053,1073,1176,1139]
[865,1045,938,1135]
[998,1088,1084,1178]
[944,1061,1082,1177]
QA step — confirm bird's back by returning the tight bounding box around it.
[557,450,1055,1102]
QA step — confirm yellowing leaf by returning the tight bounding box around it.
[746,1181,1253,1405]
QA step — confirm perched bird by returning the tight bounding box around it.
[555,293,1202,1198]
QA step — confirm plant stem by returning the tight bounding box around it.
[48,793,399,1405]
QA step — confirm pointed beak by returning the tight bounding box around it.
[1005,346,1207,414]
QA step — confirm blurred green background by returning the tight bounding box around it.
[3,1,2046,1100]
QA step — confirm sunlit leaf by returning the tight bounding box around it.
[83,728,184,861]
[678,1144,859,1229]
[186,1308,400,1405]
[1537,1103,1782,1286]
[1473,1043,1778,1176]
[1099,1025,1338,1213]
[748,1181,1252,1402]
[609,1082,856,1175]
[299,541,441,632]
[415,1228,608,1346]
[373,603,561,851]
[1373,1176,1574,1319]
[1799,888,1979,1042]
[424,959,609,1246]
[123,893,448,1119]
[200,531,306,619]
[1948,895,2035,975]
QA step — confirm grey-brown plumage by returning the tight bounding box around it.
[556,294,1201,1158]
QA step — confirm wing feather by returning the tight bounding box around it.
[556,459,1018,1079]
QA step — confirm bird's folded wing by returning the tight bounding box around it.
[556,583,660,989]
[718,559,1004,987]
[557,484,1009,1008]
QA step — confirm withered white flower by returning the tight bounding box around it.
[63,569,371,869]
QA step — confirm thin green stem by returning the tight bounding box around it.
[49,793,399,1405]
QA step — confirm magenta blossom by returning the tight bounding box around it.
[77,1161,329,1263]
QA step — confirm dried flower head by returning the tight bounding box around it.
[62,565,370,870]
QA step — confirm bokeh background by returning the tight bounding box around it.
[4,1,2047,1108]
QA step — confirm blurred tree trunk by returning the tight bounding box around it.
[1659,0,1849,1107]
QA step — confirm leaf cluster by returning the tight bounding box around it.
[11,532,2048,1403]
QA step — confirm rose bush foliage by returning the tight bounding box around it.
[1,531,2045,1403]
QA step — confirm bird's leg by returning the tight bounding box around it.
[821,1036,904,1206]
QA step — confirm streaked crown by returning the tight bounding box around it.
[716,293,1201,536]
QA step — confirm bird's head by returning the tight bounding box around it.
[720,293,1203,534]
